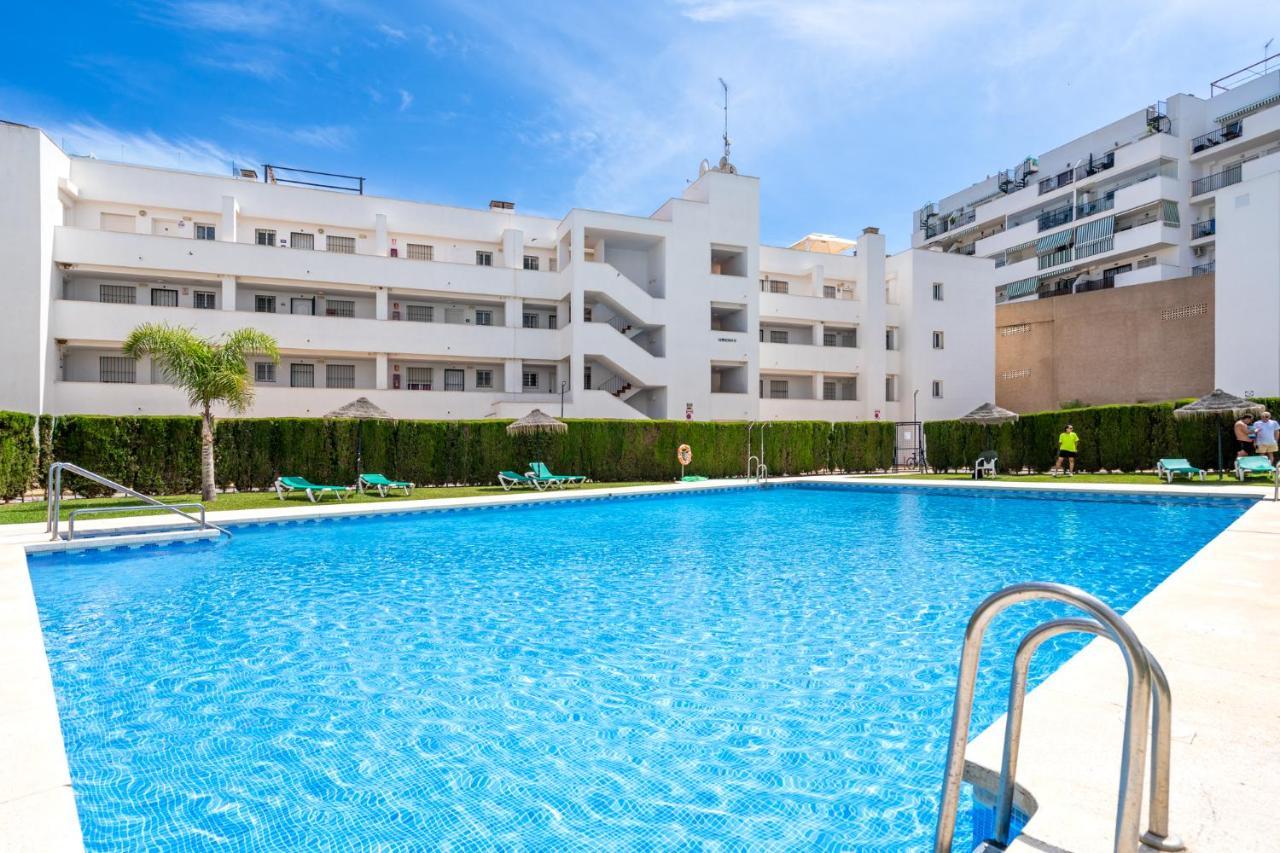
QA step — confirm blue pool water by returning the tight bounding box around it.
[29,484,1249,851]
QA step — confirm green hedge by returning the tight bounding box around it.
[0,412,38,501]
[20,414,896,496]
[924,397,1280,473]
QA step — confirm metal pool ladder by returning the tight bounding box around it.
[46,462,231,541]
[933,581,1184,853]
[746,421,769,482]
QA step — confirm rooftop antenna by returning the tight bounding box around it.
[716,77,737,174]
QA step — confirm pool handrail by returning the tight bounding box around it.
[932,581,1152,853]
[993,617,1184,851]
[46,461,231,541]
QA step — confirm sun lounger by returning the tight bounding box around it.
[274,476,353,502]
[1234,455,1277,481]
[498,470,543,491]
[1155,458,1204,483]
[529,461,586,486]
[358,473,414,497]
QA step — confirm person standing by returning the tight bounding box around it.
[1234,413,1256,458]
[1051,424,1079,477]
[1252,411,1279,463]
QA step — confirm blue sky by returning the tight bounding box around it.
[3,1,1279,249]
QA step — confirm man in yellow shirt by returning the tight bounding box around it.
[1051,424,1079,477]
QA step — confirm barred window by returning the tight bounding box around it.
[99,356,136,383]
[325,299,355,318]
[195,223,216,240]
[824,329,857,348]
[326,364,355,389]
[769,380,789,399]
[443,369,465,392]
[523,255,540,271]
[406,243,433,261]
[547,313,557,330]
[406,305,433,323]
[406,367,433,390]
[255,295,276,313]
[823,285,837,299]
[255,229,276,246]
[326,235,355,254]
[475,369,494,389]
[255,362,276,383]
[769,329,788,344]
[290,232,315,250]
[150,288,178,307]
[290,363,315,388]
[194,291,217,309]
[100,284,136,304]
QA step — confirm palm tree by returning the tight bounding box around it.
[123,323,279,502]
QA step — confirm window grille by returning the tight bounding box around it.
[406,243,433,261]
[99,356,136,383]
[443,369,465,391]
[255,362,276,383]
[290,232,315,250]
[326,235,355,254]
[769,380,789,399]
[325,299,355,318]
[100,284,136,304]
[406,367,433,390]
[290,363,314,387]
[406,304,433,322]
[194,291,217,309]
[326,364,355,388]
[150,288,178,307]
[475,369,494,389]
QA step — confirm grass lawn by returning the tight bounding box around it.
[873,471,1271,487]
[0,481,664,525]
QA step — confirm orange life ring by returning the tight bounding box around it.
[677,444,693,466]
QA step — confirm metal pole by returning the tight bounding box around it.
[560,380,568,419]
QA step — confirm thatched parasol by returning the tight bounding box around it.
[506,409,567,463]
[958,402,1019,425]
[1174,390,1263,479]
[325,397,394,477]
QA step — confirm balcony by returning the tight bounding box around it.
[924,208,977,239]
[1190,122,1244,153]
[758,342,860,373]
[1191,219,1216,239]
[1075,194,1115,219]
[1192,261,1216,276]
[1037,204,1074,232]
[1037,170,1074,195]
[1191,164,1243,196]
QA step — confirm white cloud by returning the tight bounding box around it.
[226,118,355,150]
[377,23,407,41]
[51,121,256,175]
[398,89,414,112]
[144,1,283,33]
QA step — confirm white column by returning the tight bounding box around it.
[856,227,887,411]
[813,321,824,346]
[813,372,825,400]
[375,214,388,256]
[375,288,388,320]
[504,359,522,394]
[375,353,388,390]
[502,228,523,269]
[220,195,239,242]
[810,262,825,296]
[220,275,236,312]
[504,297,521,328]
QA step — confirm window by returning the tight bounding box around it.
[475,250,493,266]
[290,363,315,388]
[474,309,493,326]
[100,213,135,233]
[769,329,789,344]
[824,377,857,401]
[583,306,593,322]
[932,282,944,301]
[326,235,355,254]
[932,331,945,350]
[406,243,433,261]
[325,299,355,318]
[475,369,494,389]
[194,291,217,310]
[523,255,540,271]
[255,295,276,313]
[761,279,789,294]
[255,229,277,246]
[406,304,433,323]
[523,371,539,389]
[255,362,276,383]
[289,232,314,250]
[769,380,789,399]
[547,313,557,330]
[932,380,944,398]
[885,327,899,351]
[523,313,539,329]
[824,329,857,348]
[99,284,136,304]
[443,369,465,392]
[150,288,178,307]
[406,367,433,390]
[99,356,135,384]
[823,381,836,401]
[444,307,464,324]
[326,364,355,389]
[291,297,315,316]
[195,223,216,241]
[583,365,592,390]
[885,375,899,402]
[823,285,837,299]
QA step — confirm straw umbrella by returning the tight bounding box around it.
[325,397,393,478]
[506,408,568,466]
[1173,389,1262,480]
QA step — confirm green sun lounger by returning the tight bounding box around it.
[1234,455,1277,481]
[529,461,586,487]
[274,476,353,502]
[358,473,414,497]
[498,470,544,491]
[1155,458,1204,483]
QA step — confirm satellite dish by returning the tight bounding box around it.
[699,159,710,176]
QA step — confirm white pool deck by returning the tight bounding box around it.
[1,475,1276,852]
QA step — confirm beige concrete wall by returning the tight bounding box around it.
[996,274,1214,413]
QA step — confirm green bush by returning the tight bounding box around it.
[0,412,38,501]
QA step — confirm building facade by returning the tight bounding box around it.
[913,56,1280,396]
[0,121,993,423]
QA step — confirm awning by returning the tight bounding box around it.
[1034,229,1073,254]
[1215,92,1280,124]
[1005,238,1037,256]
[1001,276,1040,299]
[1161,200,1180,226]
[1075,235,1115,260]
[1074,215,1115,244]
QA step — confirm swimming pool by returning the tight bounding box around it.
[28,484,1250,850]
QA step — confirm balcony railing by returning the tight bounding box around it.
[1073,150,1116,181]
[1075,193,1115,219]
[1037,168,1076,195]
[925,207,976,239]
[1190,121,1243,153]
[1191,219,1216,239]
[1191,164,1243,196]
[1037,204,1074,232]
[1192,261,1216,276]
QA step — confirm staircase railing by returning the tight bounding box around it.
[46,462,231,541]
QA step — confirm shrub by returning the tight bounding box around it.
[0,412,38,501]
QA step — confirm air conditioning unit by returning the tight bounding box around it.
[1192,245,1207,258]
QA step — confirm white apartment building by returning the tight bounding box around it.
[913,56,1280,395]
[0,120,993,424]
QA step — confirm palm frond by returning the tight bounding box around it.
[123,323,279,413]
